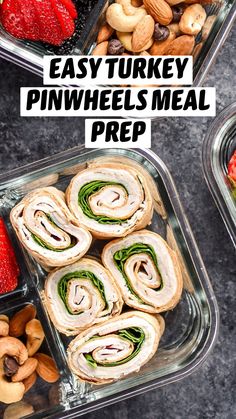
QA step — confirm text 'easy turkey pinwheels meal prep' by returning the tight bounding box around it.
[0,0,235,79]
[0,148,218,418]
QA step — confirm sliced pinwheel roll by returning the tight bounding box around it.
[67,311,164,384]
[66,163,153,239]
[43,258,123,336]
[10,187,92,268]
[102,230,183,313]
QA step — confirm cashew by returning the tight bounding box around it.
[0,315,9,324]
[116,0,139,15]
[12,357,38,382]
[0,359,25,404]
[106,3,147,32]
[202,15,216,41]
[168,23,182,37]
[0,336,28,365]
[117,31,153,52]
[179,4,206,36]
[3,401,34,419]
[116,0,133,14]
[0,320,9,337]
[25,319,45,356]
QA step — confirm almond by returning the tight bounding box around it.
[3,401,34,419]
[143,0,173,25]
[131,0,143,6]
[97,23,114,43]
[34,353,60,383]
[202,15,216,41]
[9,305,36,338]
[26,319,45,356]
[132,15,155,52]
[92,41,108,55]
[149,31,176,55]
[23,371,37,393]
[12,358,38,382]
[193,42,203,61]
[185,0,215,3]
[165,35,195,55]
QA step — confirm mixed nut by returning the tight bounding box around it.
[93,0,216,60]
[0,304,60,415]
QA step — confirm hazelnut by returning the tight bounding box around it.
[154,24,170,41]
[108,39,125,55]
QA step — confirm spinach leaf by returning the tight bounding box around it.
[58,270,108,315]
[31,213,76,252]
[84,353,97,368]
[78,180,128,224]
[32,234,76,252]
[113,243,163,304]
[84,327,145,368]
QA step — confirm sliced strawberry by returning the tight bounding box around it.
[51,0,75,40]
[1,0,25,39]
[228,150,236,183]
[60,0,77,20]
[0,218,19,295]
[0,0,77,46]
[28,0,64,45]
[16,0,39,40]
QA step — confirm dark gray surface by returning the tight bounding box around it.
[0,25,235,419]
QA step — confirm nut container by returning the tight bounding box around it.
[0,0,235,84]
[0,147,219,418]
[202,102,236,247]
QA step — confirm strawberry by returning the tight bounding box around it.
[32,0,64,45]
[228,150,236,183]
[0,0,77,46]
[51,0,75,39]
[227,150,236,199]
[60,0,77,20]
[0,218,19,295]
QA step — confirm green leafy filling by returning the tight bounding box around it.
[78,180,128,224]
[31,213,76,252]
[57,270,108,315]
[113,243,163,304]
[84,327,145,368]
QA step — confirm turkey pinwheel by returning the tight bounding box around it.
[66,163,153,239]
[67,311,164,384]
[43,258,123,335]
[10,187,92,269]
[102,230,183,313]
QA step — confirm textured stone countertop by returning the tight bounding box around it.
[0,25,235,419]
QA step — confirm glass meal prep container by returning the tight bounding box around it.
[203,102,236,247]
[0,147,219,418]
[0,0,235,84]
